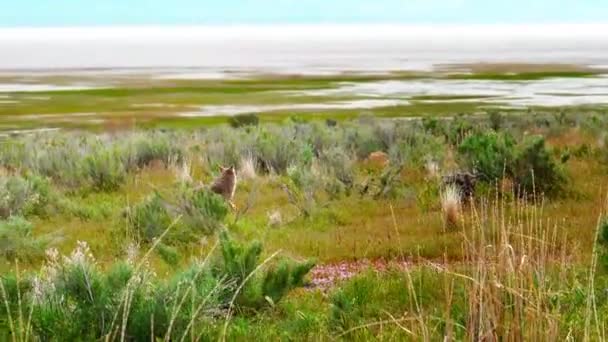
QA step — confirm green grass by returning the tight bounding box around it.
[1,111,608,339]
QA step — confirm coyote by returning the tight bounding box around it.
[210,165,238,209]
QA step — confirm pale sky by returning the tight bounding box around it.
[2,0,608,27]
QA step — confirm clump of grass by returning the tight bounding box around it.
[440,185,461,230]
[326,194,602,340]
[170,157,193,184]
[239,154,257,180]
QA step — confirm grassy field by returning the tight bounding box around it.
[1,105,608,340]
[2,64,608,339]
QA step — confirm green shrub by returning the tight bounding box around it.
[31,136,87,188]
[213,231,315,309]
[0,216,46,261]
[285,166,318,217]
[458,132,515,182]
[511,135,566,196]
[319,147,355,197]
[256,127,311,174]
[458,132,566,197]
[177,186,229,235]
[123,132,184,170]
[389,130,445,168]
[83,146,127,191]
[0,175,52,219]
[127,192,173,242]
[127,185,229,244]
[345,124,385,159]
[157,243,180,266]
[446,115,476,145]
[0,233,313,340]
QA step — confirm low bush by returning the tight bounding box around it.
[177,185,229,235]
[458,131,515,182]
[127,185,230,243]
[127,192,174,243]
[0,174,52,219]
[0,216,46,261]
[318,147,355,196]
[0,233,313,340]
[511,135,567,196]
[458,132,567,197]
[123,132,184,170]
[213,231,315,309]
[83,146,127,192]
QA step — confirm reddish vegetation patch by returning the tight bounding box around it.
[308,259,409,290]
[363,151,390,171]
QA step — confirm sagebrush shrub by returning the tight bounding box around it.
[177,185,229,235]
[127,192,173,242]
[511,135,566,196]
[388,130,446,168]
[458,132,567,197]
[123,132,184,170]
[128,184,229,244]
[31,136,88,188]
[458,132,515,182]
[319,147,355,196]
[256,127,312,174]
[0,175,51,218]
[0,216,46,261]
[83,146,127,191]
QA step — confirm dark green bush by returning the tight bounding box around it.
[214,231,315,309]
[511,135,566,196]
[458,132,515,182]
[458,132,566,197]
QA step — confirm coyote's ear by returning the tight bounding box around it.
[230,165,236,172]
[219,165,227,172]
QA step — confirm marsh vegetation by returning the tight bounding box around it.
[1,106,608,340]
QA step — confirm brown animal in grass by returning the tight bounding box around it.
[364,151,390,171]
[210,166,238,210]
